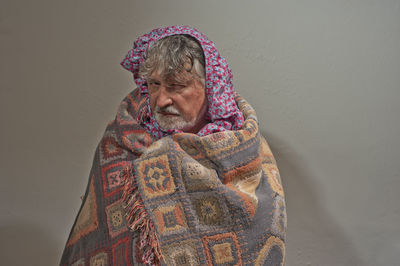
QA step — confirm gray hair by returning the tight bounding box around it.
[139,34,206,85]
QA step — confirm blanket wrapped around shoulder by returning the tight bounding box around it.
[60,88,286,266]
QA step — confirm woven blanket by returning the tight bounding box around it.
[60,88,286,265]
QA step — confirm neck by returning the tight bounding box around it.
[182,100,209,134]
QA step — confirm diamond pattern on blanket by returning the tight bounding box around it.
[100,134,126,164]
[106,200,128,238]
[101,162,126,197]
[192,193,230,226]
[154,203,188,236]
[163,240,200,266]
[202,232,242,266]
[137,154,176,199]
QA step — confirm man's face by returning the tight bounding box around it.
[148,70,208,133]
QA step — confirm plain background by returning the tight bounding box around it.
[1,0,399,265]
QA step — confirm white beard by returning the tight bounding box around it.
[154,106,196,131]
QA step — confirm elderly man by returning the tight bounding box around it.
[61,26,286,266]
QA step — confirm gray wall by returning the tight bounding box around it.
[1,0,399,265]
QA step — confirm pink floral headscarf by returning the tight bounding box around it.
[121,25,244,139]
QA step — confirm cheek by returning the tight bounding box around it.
[185,90,206,118]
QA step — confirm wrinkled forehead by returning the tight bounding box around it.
[148,66,201,85]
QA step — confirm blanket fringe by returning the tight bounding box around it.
[121,165,162,265]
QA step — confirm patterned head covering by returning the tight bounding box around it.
[121,25,244,139]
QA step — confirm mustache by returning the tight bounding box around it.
[155,106,181,115]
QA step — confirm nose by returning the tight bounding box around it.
[155,86,173,108]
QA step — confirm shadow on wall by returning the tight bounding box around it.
[262,131,365,266]
[0,222,60,266]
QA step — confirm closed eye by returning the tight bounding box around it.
[147,80,161,92]
[148,80,161,86]
[169,84,186,91]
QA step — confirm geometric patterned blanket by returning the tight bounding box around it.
[60,88,286,265]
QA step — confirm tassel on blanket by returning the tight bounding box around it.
[121,165,163,265]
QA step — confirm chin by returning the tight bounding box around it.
[157,118,195,132]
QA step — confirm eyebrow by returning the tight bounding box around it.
[147,77,160,83]
[147,77,188,87]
